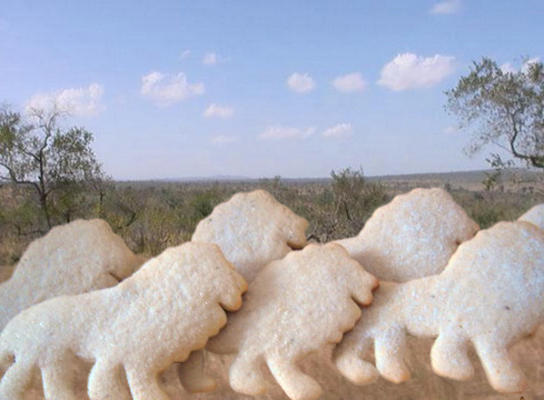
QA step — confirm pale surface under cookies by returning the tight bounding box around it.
[11,327,544,400]
[334,187,479,282]
[334,221,544,394]
[518,203,544,230]
[0,242,247,400]
[0,219,143,330]
[207,243,378,400]
[192,190,309,282]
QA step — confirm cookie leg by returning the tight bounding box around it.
[125,365,170,400]
[177,351,216,393]
[334,336,379,385]
[88,360,131,400]
[473,337,526,393]
[267,355,322,400]
[375,328,410,383]
[431,333,474,380]
[229,352,267,396]
[41,356,80,400]
[0,359,35,400]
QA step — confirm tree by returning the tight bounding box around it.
[446,57,544,171]
[0,106,105,229]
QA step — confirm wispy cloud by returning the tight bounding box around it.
[332,73,366,93]
[203,52,218,65]
[443,125,459,134]
[287,73,315,93]
[180,49,191,60]
[430,0,461,14]
[140,71,204,105]
[500,57,541,74]
[203,104,234,118]
[378,53,456,91]
[259,125,315,140]
[211,135,238,145]
[322,123,352,138]
[26,83,105,117]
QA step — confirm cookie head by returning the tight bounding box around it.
[192,190,309,282]
[181,242,248,311]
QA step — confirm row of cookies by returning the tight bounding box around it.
[0,188,543,399]
[183,189,544,399]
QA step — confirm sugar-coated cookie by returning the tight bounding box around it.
[0,242,247,400]
[0,219,142,330]
[334,221,544,393]
[207,243,378,400]
[334,188,479,282]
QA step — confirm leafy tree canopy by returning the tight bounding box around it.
[446,57,544,170]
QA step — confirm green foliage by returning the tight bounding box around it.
[446,57,544,170]
[0,106,105,229]
[329,167,388,239]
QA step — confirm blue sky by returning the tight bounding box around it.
[0,0,542,179]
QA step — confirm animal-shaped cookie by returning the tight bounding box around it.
[334,188,479,281]
[0,242,247,400]
[334,221,544,393]
[192,189,309,282]
[206,243,378,400]
[0,219,142,330]
[179,190,310,393]
[518,203,544,230]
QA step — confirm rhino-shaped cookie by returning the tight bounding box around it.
[334,188,479,282]
[334,221,544,393]
[206,243,378,400]
[0,242,247,400]
[0,219,142,331]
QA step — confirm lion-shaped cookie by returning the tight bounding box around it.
[192,190,309,282]
[206,243,378,400]
[334,188,479,282]
[518,203,544,230]
[334,221,544,393]
[178,189,309,393]
[0,242,247,400]
[0,219,142,330]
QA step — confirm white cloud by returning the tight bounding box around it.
[443,125,459,134]
[430,0,461,14]
[287,73,315,93]
[500,58,540,74]
[203,52,218,65]
[322,123,353,138]
[259,125,315,140]
[332,73,366,93]
[203,104,234,118]
[26,83,104,117]
[521,57,540,74]
[211,135,238,145]
[378,53,456,91]
[500,62,517,74]
[180,49,191,59]
[140,71,204,105]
